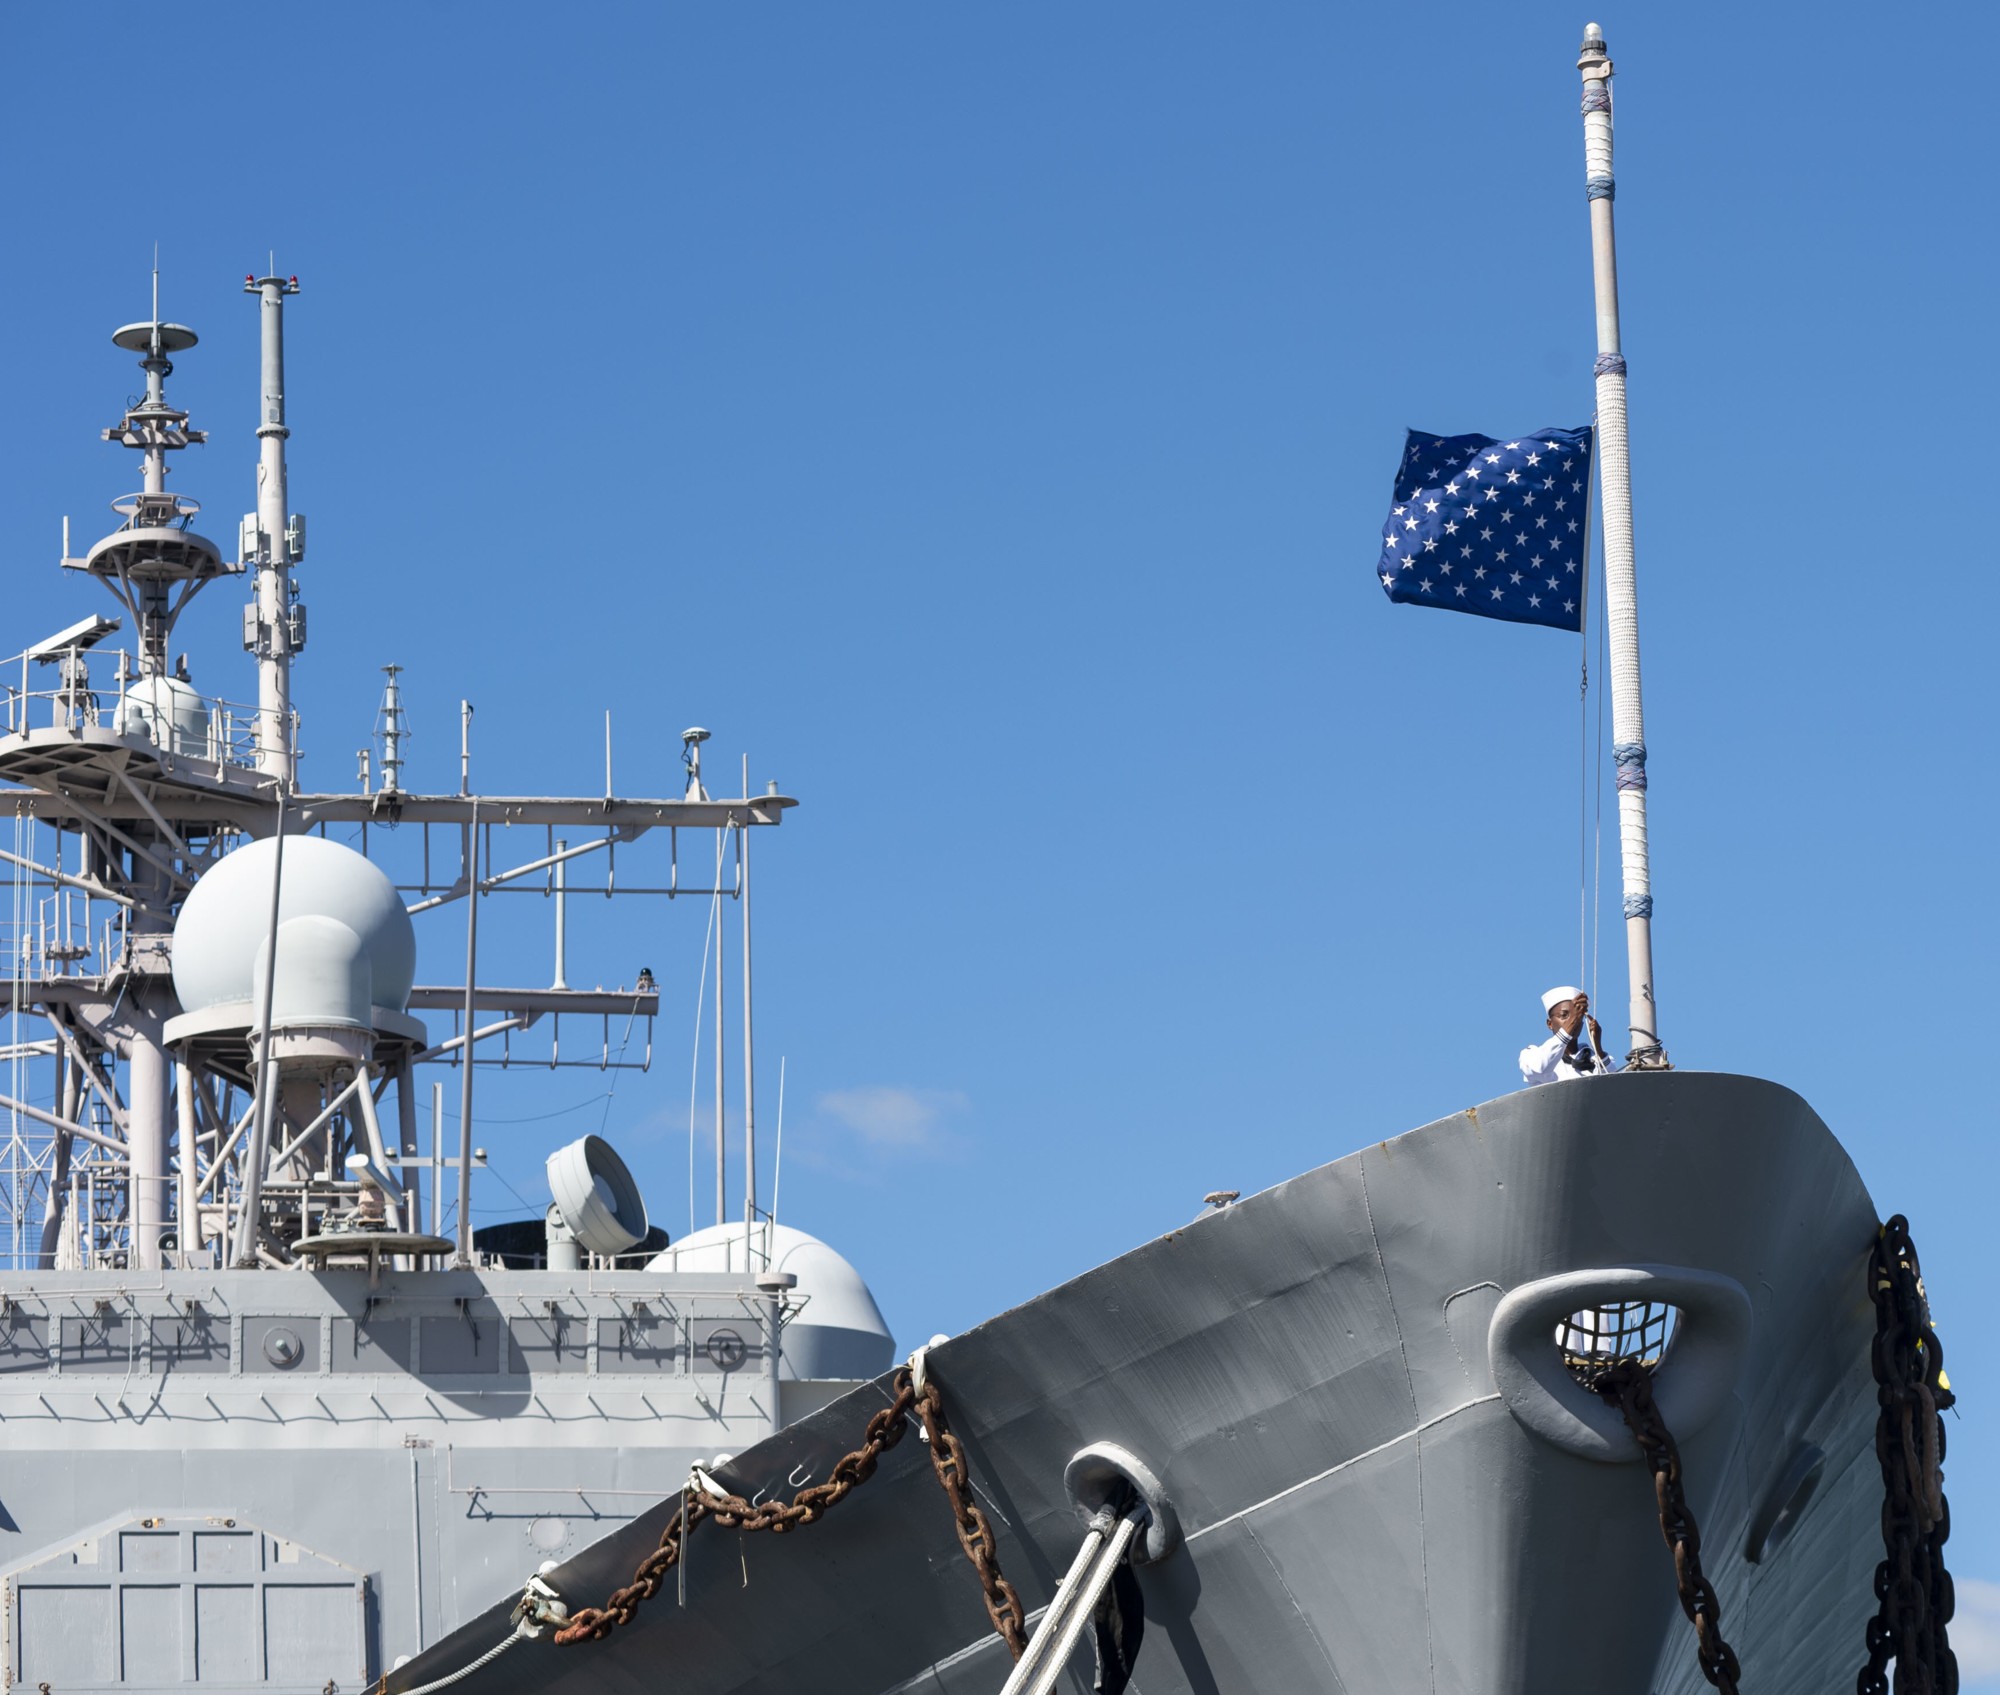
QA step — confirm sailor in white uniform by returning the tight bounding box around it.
[1520,985,1618,1084]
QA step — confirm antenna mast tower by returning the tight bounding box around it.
[243,274,305,786]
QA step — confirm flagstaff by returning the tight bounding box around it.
[1577,23,1666,1067]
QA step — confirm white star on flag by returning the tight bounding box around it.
[1375,425,1594,631]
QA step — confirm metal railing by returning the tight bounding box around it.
[0,651,296,773]
[0,901,126,983]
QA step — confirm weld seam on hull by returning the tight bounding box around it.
[1186,1394,1501,1545]
[1355,1152,1436,1691]
[1245,1518,1353,1692]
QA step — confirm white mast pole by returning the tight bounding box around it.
[1576,23,1665,1068]
[247,273,302,786]
[741,817,756,1268]
[713,863,726,1232]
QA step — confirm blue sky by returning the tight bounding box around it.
[4,0,1994,1666]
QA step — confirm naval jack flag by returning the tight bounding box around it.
[1375,426,1594,632]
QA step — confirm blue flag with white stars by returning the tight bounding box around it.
[1376,426,1594,632]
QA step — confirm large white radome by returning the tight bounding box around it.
[172,835,417,1031]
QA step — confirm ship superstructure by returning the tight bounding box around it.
[0,281,894,1690]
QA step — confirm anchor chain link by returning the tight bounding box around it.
[552,1368,920,1644]
[550,1359,1029,1665]
[1596,1356,1743,1694]
[912,1370,1030,1660]
[1857,1215,1957,1695]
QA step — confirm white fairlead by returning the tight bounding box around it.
[1577,23,1667,1068]
[687,1464,733,1501]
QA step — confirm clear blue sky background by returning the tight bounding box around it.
[4,0,1994,1666]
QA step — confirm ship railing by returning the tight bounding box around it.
[0,888,118,981]
[0,652,299,774]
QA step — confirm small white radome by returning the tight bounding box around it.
[650,1222,895,1380]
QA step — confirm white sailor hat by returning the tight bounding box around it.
[1541,985,1583,1013]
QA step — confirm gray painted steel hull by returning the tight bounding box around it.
[393,1071,1885,1695]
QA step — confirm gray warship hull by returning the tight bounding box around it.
[393,1069,1885,1695]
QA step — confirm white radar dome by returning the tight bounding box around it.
[649,1223,894,1381]
[119,676,207,756]
[171,835,417,1033]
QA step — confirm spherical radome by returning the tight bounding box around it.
[172,835,416,1029]
[119,676,207,755]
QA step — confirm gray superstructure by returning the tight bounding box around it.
[0,284,897,1690]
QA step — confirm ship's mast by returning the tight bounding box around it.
[244,274,304,787]
[1576,25,1665,1068]
[83,279,236,1267]
[0,279,794,1277]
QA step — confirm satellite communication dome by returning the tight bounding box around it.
[119,676,206,755]
[649,1223,895,1380]
[171,835,416,1033]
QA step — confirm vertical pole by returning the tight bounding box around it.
[1576,24,1665,1067]
[455,809,479,1264]
[552,840,568,990]
[379,665,404,794]
[353,1068,402,1231]
[139,309,168,500]
[126,1018,170,1269]
[762,1280,786,1433]
[713,850,726,1233]
[38,1051,76,1269]
[176,1060,200,1260]
[396,1059,422,1240]
[233,797,287,1266]
[740,823,756,1268]
[771,1056,786,1234]
[430,1082,444,1238]
[248,276,298,785]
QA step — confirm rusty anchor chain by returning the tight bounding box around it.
[553,1367,920,1644]
[1857,1215,1958,1695]
[910,1363,1031,1660]
[552,1359,1028,1662]
[1596,1356,1744,1694]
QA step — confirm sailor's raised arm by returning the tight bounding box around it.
[1522,984,1587,1085]
[1520,1032,1568,1086]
